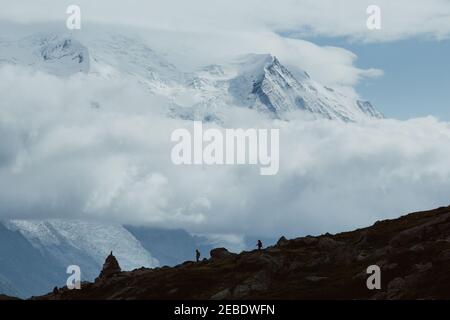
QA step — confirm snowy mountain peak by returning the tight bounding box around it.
[228,53,383,121]
[86,33,183,83]
[38,36,88,66]
[0,31,384,122]
[356,100,384,119]
[0,33,91,76]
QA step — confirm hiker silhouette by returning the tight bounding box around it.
[257,240,263,251]
[196,249,201,262]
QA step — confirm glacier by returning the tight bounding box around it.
[0,31,384,123]
[5,219,159,281]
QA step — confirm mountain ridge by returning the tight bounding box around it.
[28,204,450,300]
[0,31,384,123]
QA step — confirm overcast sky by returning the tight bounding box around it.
[2,0,450,41]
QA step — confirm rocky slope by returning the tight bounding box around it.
[34,205,450,300]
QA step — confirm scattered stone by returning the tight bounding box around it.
[409,244,424,252]
[167,288,179,295]
[233,271,270,298]
[438,249,450,261]
[414,262,432,273]
[288,261,305,272]
[385,262,399,270]
[388,277,405,291]
[211,288,231,300]
[356,252,368,261]
[305,276,328,282]
[387,277,407,299]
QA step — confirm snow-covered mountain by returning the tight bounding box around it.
[0,32,383,122]
[0,219,219,297]
[227,54,383,121]
[5,220,159,277]
[0,222,61,298]
[0,34,90,76]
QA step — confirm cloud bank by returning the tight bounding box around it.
[1,65,450,238]
[0,1,449,238]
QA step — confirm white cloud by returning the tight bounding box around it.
[0,0,448,240]
[1,0,449,42]
[1,65,450,238]
[144,28,382,88]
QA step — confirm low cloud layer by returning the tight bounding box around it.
[1,65,450,238]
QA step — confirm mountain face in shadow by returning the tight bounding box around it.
[0,222,63,298]
[34,205,450,300]
[124,226,213,267]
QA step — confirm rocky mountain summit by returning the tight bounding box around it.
[32,205,450,300]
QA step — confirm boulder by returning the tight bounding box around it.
[210,248,234,260]
[387,277,406,299]
[438,248,450,261]
[232,271,271,298]
[305,276,328,282]
[414,262,432,273]
[211,288,231,300]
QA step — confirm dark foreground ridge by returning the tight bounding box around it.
[30,205,450,299]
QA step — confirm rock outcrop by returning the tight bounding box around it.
[95,252,121,282]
